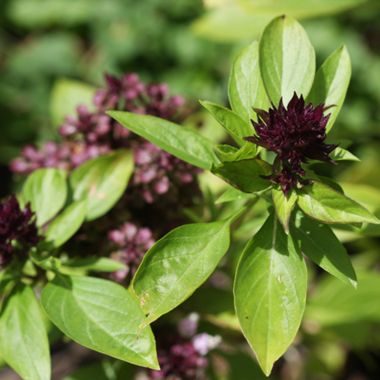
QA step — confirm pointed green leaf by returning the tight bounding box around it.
[200,101,253,146]
[0,284,51,380]
[216,186,256,204]
[212,158,271,193]
[20,168,67,226]
[297,182,380,225]
[70,150,133,221]
[61,257,127,274]
[108,111,219,170]
[272,188,297,233]
[41,275,158,369]
[228,41,269,122]
[234,213,307,375]
[132,219,233,325]
[330,147,359,161]
[259,15,316,105]
[215,143,258,162]
[45,200,87,247]
[292,213,356,287]
[307,45,351,132]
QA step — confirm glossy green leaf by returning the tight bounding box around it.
[330,147,359,161]
[214,143,258,162]
[292,213,356,287]
[200,101,252,146]
[234,213,307,375]
[0,284,50,380]
[108,111,219,170]
[132,218,233,325]
[20,168,67,226]
[61,257,127,273]
[307,45,351,132]
[228,41,269,122]
[51,78,96,126]
[212,159,271,193]
[41,275,158,369]
[70,150,133,221]
[216,186,256,204]
[297,182,380,225]
[45,200,87,247]
[259,15,316,105]
[272,188,297,233]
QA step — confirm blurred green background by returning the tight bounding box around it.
[1,0,380,379]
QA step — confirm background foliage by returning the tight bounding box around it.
[0,0,380,379]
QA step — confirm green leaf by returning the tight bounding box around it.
[297,182,380,225]
[272,188,297,233]
[292,213,356,287]
[306,271,380,326]
[307,45,351,132]
[61,257,127,273]
[20,168,67,226]
[108,111,219,170]
[234,213,307,375]
[214,143,258,162]
[41,275,158,369]
[0,284,50,380]
[45,200,87,247]
[216,186,256,204]
[330,147,359,161]
[70,150,133,221]
[212,159,271,193]
[132,218,233,325]
[228,41,269,122]
[200,101,253,146]
[259,15,316,105]
[50,78,96,127]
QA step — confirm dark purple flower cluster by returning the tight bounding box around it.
[11,72,199,205]
[149,314,221,380]
[108,222,155,282]
[246,93,337,193]
[0,195,39,268]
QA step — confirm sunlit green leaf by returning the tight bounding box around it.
[297,181,380,225]
[45,200,87,247]
[41,275,158,369]
[0,284,50,380]
[200,101,252,146]
[132,218,233,325]
[70,150,133,221]
[20,168,67,226]
[307,45,351,132]
[259,15,315,105]
[272,188,297,233]
[234,213,307,375]
[228,41,269,122]
[108,111,219,170]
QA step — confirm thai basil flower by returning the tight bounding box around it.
[148,314,221,380]
[108,222,155,282]
[245,93,337,193]
[10,72,199,205]
[0,195,39,268]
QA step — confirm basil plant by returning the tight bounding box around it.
[108,15,379,375]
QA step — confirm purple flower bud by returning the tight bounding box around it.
[245,93,337,194]
[0,195,39,268]
[192,333,221,356]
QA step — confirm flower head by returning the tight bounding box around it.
[245,93,337,193]
[0,195,39,267]
[108,222,155,282]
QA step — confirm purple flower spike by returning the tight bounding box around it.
[0,195,39,268]
[245,93,337,193]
